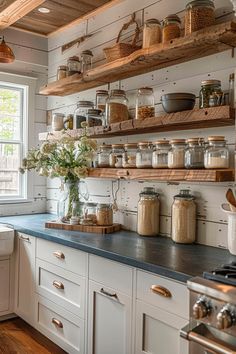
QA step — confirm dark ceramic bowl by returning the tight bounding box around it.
[161,93,196,113]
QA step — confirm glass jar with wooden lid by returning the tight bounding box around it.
[136,142,153,168]
[137,187,160,236]
[143,18,162,48]
[199,79,222,108]
[204,136,229,169]
[162,14,181,43]
[96,203,113,226]
[152,140,170,168]
[96,90,109,112]
[81,50,93,73]
[57,65,68,80]
[109,144,124,168]
[185,0,215,36]
[67,56,81,75]
[185,138,205,169]
[98,144,112,168]
[106,89,129,125]
[74,100,94,129]
[136,87,155,120]
[122,143,137,168]
[168,139,186,168]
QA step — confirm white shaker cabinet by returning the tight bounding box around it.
[0,259,10,313]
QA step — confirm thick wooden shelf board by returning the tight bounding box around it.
[40,21,236,96]
[39,106,235,141]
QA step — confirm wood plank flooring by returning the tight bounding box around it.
[0,318,66,353]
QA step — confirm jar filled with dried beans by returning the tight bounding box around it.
[137,187,160,236]
[168,139,186,169]
[185,0,215,36]
[106,89,129,124]
[136,87,155,120]
[162,14,181,43]
[143,18,162,48]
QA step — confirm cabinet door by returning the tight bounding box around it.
[88,280,132,354]
[136,300,189,354]
[0,260,9,312]
[15,233,35,325]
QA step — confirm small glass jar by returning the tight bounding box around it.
[185,0,215,36]
[152,140,170,168]
[67,56,81,76]
[185,138,205,169]
[122,143,137,168]
[96,90,109,112]
[57,65,68,80]
[87,109,103,127]
[106,89,129,125]
[143,18,162,48]
[83,202,97,225]
[98,144,112,167]
[172,190,196,244]
[96,203,113,226]
[109,144,124,168]
[74,101,94,129]
[204,136,229,169]
[162,14,181,43]
[168,139,186,169]
[136,87,155,120]
[199,80,222,109]
[63,114,73,130]
[52,113,65,131]
[81,50,93,73]
[136,142,153,168]
[137,187,160,236]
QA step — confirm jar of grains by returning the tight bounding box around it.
[162,14,181,43]
[185,0,215,36]
[96,90,109,112]
[204,136,229,169]
[98,144,112,168]
[96,203,113,226]
[136,87,155,120]
[122,143,137,168]
[137,187,160,236]
[142,18,162,48]
[199,80,222,109]
[185,138,205,169]
[136,142,153,168]
[57,65,68,80]
[152,140,170,168]
[168,139,186,168]
[83,202,97,225]
[109,144,124,168]
[106,89,129,125]
[67,56,81,75]
[172,189,196,244]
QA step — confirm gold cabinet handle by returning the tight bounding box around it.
[53,280,64,290]
[52,318,63,328]
[53,251,65,259]
[151,285,172,298]
[19,235,30,242]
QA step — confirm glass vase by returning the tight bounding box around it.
[57,180,81,222]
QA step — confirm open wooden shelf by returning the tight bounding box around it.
[39,21,236,97]
[39,106,235,141]
[88,168,234,182]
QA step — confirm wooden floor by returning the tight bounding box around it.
[0,318,66,354]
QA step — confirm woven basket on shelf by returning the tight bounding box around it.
[103,13,141,62]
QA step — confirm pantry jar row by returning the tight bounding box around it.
[97,136,229,169]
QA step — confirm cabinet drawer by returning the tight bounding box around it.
[35,295,84,354]
[136,270,189,319]
[89,255,133,296]
[36,238,87,276]
[36,259,85,318]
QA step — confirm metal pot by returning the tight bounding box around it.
[161,93,196,113]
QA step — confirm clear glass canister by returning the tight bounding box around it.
[87,108,103,127]
[63,114,73,130]
[199,80,222,109]
[168,139,186,168]
[67,56,81,75]
[185,0,215,35]
[109,144,124,168]
[172,190,196,244]
[83,202,97,225]
[74,101,94,129]
[52,113,65,131]
[143,18,162,48]
[204,136,229,169]
[152,140,170,168]
[57,65,68,80]
[96,203,113,226]
[137,187,160,236]
[162,14,181,43]
[136,87,155,120]
[136,142,153,168]
[96,90,109,112]
[185,138,205,169]
[122,143,137,168]
[106,89,129,124]
[98,144,112,167]
[81,50,93,73]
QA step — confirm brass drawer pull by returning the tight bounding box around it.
[53,251,65,259]
[151,285,172,298]
[100,288,117,298]
[19,235,30,242]
[53,280,64,290]
[52,318,63,328]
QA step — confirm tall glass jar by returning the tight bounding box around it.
[185,0,215,35]
[96,203,113,226]
[106,89,129,124]
[81,50,93,73]
[168,139,186,169]
[204,136,229,169]
[98,144,112,167]
[142,18,162,48]
[96,90,109,112]
[137,187,160,236]
[52,113,65,131]
[185,138,205,169]
[162,14,181,43]
[83,202,97,224]
[136,142,153,168]
[67,56,81,75]
[109,144,124,168]
[152,140,170,168]
[135,87,155,120]
[122,143,137,168]
[57,180,80,222]
[172,190,196,244]
[199,80,222,108]
[74,101,94,129]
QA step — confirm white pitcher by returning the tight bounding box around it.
[221,203,236,255]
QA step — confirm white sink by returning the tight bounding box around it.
[0,227,14,256]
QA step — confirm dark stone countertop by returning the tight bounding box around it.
[0,213,236,283]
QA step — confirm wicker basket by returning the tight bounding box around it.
[103,13,140,62]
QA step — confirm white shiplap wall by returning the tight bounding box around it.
[0,27,48,216]
[47,0,236,248]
